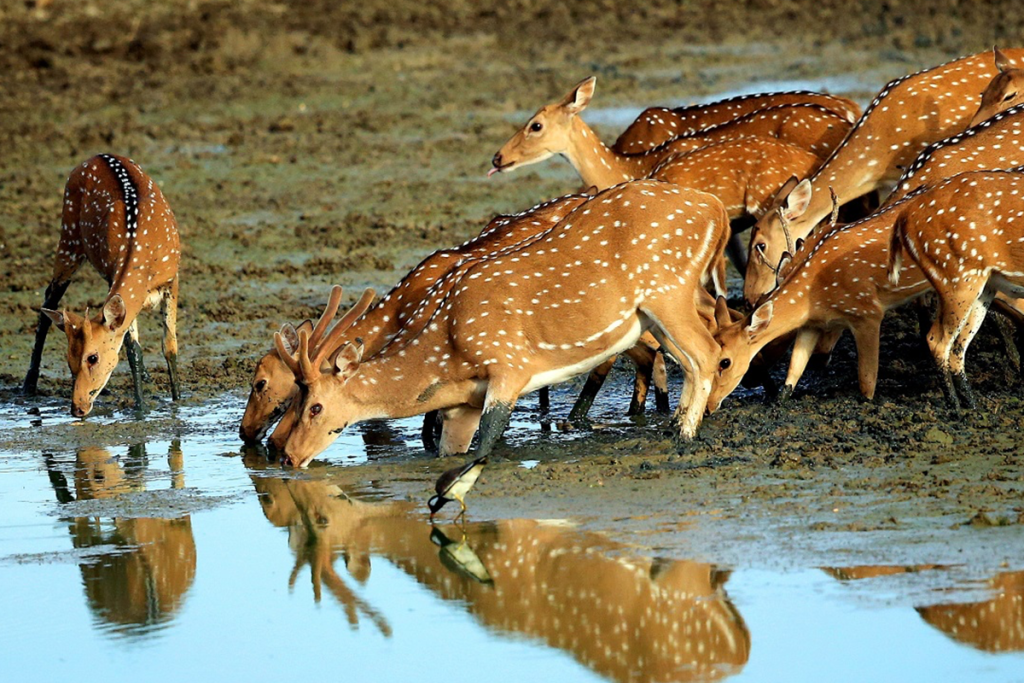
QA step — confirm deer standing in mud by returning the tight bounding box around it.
[889,170,1024,410]
[274,181,729,468]
[490,77,853,189]
[23,154,181,415]
[241,191,671,451]
[745,47,1024,305]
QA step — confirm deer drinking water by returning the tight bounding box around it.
[745,47,1024,306]
[23,154,181,416]
[274,181,729,468]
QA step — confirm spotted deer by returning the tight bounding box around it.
[240,191,670,449]
[612,89,861,153]
[709,188,957,410]
[23,154,181,416]
[889,170,1024,410]
[917,571,1024,653]
[745,47,1024,305]
[967,47,1024,128]
[275,181,729,467]
[490,77,854,190]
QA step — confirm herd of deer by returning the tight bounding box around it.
[22,48,1024,471]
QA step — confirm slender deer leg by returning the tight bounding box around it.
[626,350,653,416]
[23,279,73,394]
[538,386,550,412]
[808,327,844,373]
[421,411,440,453]
[652,350,670,414]
[568,356,616,422]
[124,319,146,412]
[991,310,1022,374]
[948,291,993,410]
[780,328,822,402]
[475,379,523,458]
[438,405,482,457]
[928,283,984,410]
[161,279,180,401]
[850,316,883,400]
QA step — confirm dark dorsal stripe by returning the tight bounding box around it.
[99,154,140,237]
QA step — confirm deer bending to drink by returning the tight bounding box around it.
[490,77,853,191]
[612,89,861,153]
[23,154,181,416]
[889,170,1024,410]
[967,48,1024,128]
[745,47,1024,306]
[240,191,671,450]
[274,181,729,468]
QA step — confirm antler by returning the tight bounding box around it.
[310,287,376,371]
[308,285,344,349]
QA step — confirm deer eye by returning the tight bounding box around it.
[310,403,323,417]
[719,358,732,370]
[529,121,543,132]
[755,242,766,253]
[1004,91,1018,102]
[254,379,267,392]
[87,354,99,365]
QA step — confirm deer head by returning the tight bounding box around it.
[745,177,811,306]
[706,301,775,412]
[240,286,345,443]
[43,295,129,417]
[968,47,1024,128]
[490,76,596,175]
[276,288,375,467]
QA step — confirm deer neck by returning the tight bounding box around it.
[565,118,638,189]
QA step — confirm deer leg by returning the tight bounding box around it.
[475,379,523,458]
[851,316,883,400]
[991,311,1021,375]
[780,328,821,402]
[421,411,440,453]
[948,291,994,411]
[928,284,984,411]
[538,386,550,412]
[23,279,73,394]
[568,356,616,423]
[161,279,180,400]
[808,328,843,373]
[123,319,146,412]
[438,405,482,457]
[653,350,670,413]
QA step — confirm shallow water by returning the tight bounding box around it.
[1,395,1022,683]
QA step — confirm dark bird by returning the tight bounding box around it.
[428,455,487,521]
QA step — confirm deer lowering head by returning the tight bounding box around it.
[27,154,181,416]
[240,286,345,443]
[968,47,1024,128]
[744,48,1024,305]
[277,181,729,468]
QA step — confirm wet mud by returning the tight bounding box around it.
[1,0,1023,572]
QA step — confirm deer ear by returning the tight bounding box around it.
[42,308,66,331]
[747,301,774,338]
[102,295,127,331]
[714,295,732,331]
[295,319,314,335]
[279,323,299,354]
[333,342,363,382]
[562,76,596,115]
[795,238,805,252]
[782,180,813,220]
[994,46,1014,73]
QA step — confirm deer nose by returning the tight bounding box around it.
[492,152,503,168]
[71,405,86,418]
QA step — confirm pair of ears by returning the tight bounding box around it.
[42,295,127,332]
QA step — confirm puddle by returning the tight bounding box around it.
[1,396,1022,682]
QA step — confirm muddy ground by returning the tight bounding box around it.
[0,0,1022,561]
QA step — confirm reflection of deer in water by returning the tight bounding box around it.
[44,442,195,636]
[917,571,1024,653]
[244,455,749,682]
[824,565,1024,653]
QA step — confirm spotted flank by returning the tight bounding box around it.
[99,153,140,238]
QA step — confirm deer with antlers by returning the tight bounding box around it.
[612,89,860,153]
[240,190,671,449]
[889,169,1024,410]
[745,47,1024,306]
[23,154,181,416]
[273,180,728,467]
[490,77,853,191]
